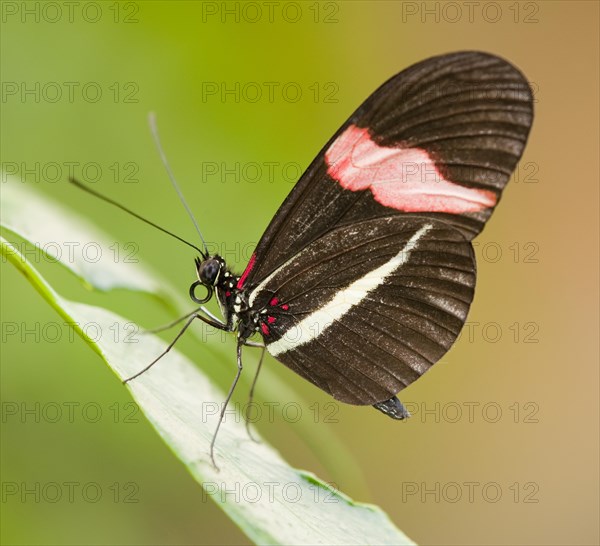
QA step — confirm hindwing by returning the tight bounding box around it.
[247,217,475,404]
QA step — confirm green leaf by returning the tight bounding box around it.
[1,179,168,296]
[1,183,415,545]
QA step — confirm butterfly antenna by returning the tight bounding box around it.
[67,177,206,256]
[148,112,209,258]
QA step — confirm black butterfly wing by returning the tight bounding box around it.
[236,51,533,406]
[238,51,533,289]
[247,217,475,405]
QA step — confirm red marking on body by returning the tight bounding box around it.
[267,316,276,324]
[325,124,497,213]
[281,304,289,311]
[225,291,231,297]
[237,252,256,289]
[261,323,270,335]
[269,297,279,306]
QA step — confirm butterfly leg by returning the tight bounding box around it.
[142,306,227,334]
[243,340,265,348]
[142,308,204,334]
[210,339,245,469]
[123,313,229,384]
[243,344,266,443]
[372,396,411,420]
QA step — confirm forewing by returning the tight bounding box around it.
[248,217,476,405]
[240,51,533,289]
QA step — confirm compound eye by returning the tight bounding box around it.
[198,259,221,285]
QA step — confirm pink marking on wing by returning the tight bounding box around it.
[261,323,270,336]
[280,304,289,311]
[269,297,279,306]
[267,316,276,324]
[325,124,497,213]
[237,252,256,289]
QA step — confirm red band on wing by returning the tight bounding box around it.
[237,252,256,289]
[325,124,497,213]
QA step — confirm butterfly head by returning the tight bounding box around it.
[189,255,226,304]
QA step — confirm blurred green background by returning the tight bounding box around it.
[1,1,598,545]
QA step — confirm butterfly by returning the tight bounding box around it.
[72,51,533,464]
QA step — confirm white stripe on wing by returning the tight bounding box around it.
[266,223,433,357]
